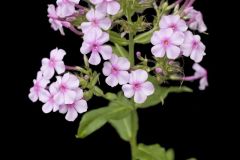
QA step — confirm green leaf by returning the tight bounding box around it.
[134,27,157,44]
[109,31,128,46]
[93,86,104,97]
[104,92,117,101]
[136,76,192,108]
[77,107,109,138]
[112,43,129,58]
[77,95,134,138]
[136,144,167,160]
[109,110,138,142]
[166,149,175,160]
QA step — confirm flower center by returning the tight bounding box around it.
[92,43,99,52]
[92,19,99,26]
[34,82,41,92]
[49,58,56,67]
[111,66,119,75]
[133,83,141,91]
[192,41,198,48]
[170,24,177,31]
[60,84,67,93]
[163,39,170,47]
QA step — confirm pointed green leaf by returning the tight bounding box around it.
[109,31,128,46]
[166,149,175,160]
[109,110,138,141]
[134,28,157,44]
[136,76,192,109]
[136,144,167,160]
[112,43,129,58]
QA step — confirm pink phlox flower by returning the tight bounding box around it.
[151,28,184,59]
[184,63,208,90]
[160,15,188,32]
[56,0,80,18]
[181,31,206,63]
[103,54,130,87]
[80,31,112,65]
[90,0,120,15]
[59,88,88,121]
[80,8,112,35]
[122,69,154,104]
[184,7,207,33]
[29,71,50,103]
[48,4,71,35]
[41,48,66,79]
[52,73,80,105]
[42,83,60,113]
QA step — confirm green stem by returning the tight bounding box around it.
[130,109,138,160]
[130,134,137,160]
[129,32,135,66]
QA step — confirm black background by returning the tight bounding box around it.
[4,0,235,159]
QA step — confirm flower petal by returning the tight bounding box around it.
[129,69,148,84]
[106,74,118,87]
[28,90,38,102]
[151,44,165,58]
[65,108,78,121]
[66,74,79,89]
[118,71,130,85]
[42,102,53,113]
[117,57,130,70]
[134,91,147,104]
[122,84,134,98]
[55,61,65,74]
[99,17,112,30]
[99,45,112,60]
[141,82,154,96]
[89,52,101,65]
[80,42,92,54]
[166,45,181,59]
[103,62,112,76]
[64,90,77,104]
[51,48,66,61]
[75,100,88,113]
[107,1,120,15]
[171,31,184,45]
[59,105,68,114]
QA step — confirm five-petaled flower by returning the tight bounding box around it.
[80,31,112,65]
[47,4,71,35]
[90,0,120,15]
[151,28,184,59]
[160,15,188,32]
[52,73,80,105]
[29,71,50,103]
[56,0,80,18]
[41,48,66,79]
[80,8,112,35]
[59,88,88,121]
[103,54,130,87]
[122,70,154,104]
[181,31,206,63]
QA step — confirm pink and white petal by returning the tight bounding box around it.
[41,58,50,66]
[94,9,106,20]
[177,19,188,32]
[86,8,95,21]
[171,31,184,45]
[99,45,112,60]
[166,45,181,59]
[39,78,50,88]
[133,69,148,83]
[190,49,204,63]
[107,1,120,15]
[184,31,194,44]
[117,57,130,70]
[64,90,77,104]
[97,32,109,44]
[42,67,55,80]
[141,81,154,96]
[65,108,78,122]
[37,71,44,80]
[80,22,92,33]
[151,31,162,45]
[106,74,118,87]
[66,74,79,89]
[99,17,112,30]
[199,77,208,90]
[118,71,130,85]
[28,91,38,102]
[122,84,134,98]
[96,2,108,14]
[75,88,84,100]
[102,62,112,76]
[42,102,53,113]
[55,61,65,74]
[89,52,101,65]
[110,54,118,64]
[90,0,103,5]
[51,48,66,61]
[160,28,173,38]
[193,63,206,76]
[134,91,147,104]
[53,104,59,112]
[75,100,88,113]
[62,72,70,84]
[39,89,50,103]
[59,105,68,114]
[181,46,192,57]
[151,44,165,58]
[49,82,58,95]
[80,42,92,54]
[159,16,171,29]
[54,92,65,105]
